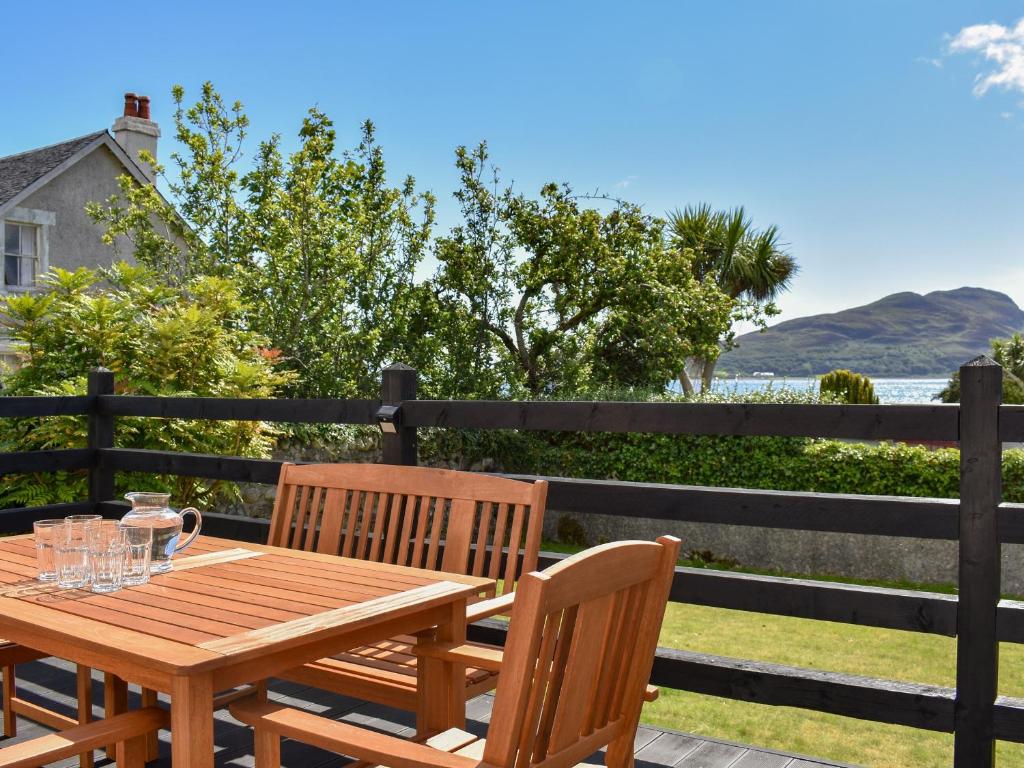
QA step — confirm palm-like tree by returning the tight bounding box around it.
[667,204,798,393]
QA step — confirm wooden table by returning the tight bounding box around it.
[0,534,493,768]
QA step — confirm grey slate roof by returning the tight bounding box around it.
[0,130,108,208]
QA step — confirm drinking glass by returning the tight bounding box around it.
[33,519,65,582]
[120,524,153,586]
[87,521,125,593]
[55,531,90,589]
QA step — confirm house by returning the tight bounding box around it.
[0,93,160,367]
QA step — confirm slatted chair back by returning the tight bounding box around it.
[482,535,680,768]
[267,463,548,595]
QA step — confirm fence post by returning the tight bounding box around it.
[87,367,115,504]
[954,356,1002,767]
[381,363,418,466]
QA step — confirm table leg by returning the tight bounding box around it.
[76,666,94,768]
[416,601,467,737]
[141,687,160,762]
[104,673,128,760]
[171,674,214,768]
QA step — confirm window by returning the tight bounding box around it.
[4,222,39,287]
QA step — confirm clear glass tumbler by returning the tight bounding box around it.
[55,534,90,589]
[33,519,65,582]
[120,524,153,586]
[87,521,126,593]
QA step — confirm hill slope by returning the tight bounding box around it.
[717,287,1024,377]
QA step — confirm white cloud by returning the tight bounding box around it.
[1001,111,1014,119]
[614,175,638,190]
[948,18,1024,95]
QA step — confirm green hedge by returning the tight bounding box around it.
[423,431,1024,503]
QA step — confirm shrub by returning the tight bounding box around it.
[819,369,879,404]
[0,265,294,508]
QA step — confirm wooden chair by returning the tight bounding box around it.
[231,535,680,768]
[0,706,167,768]
[268,463,548,712]
[1,643,96,768]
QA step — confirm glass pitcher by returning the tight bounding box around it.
[121,492,203,573]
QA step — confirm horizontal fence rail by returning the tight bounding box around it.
[98,395,381,424]
[1003,405,1024,442]
[404,400,961,441]
[0,448,93,475]
[0,396,90,418]
[88,450,970,539]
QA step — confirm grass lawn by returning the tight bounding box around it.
[643,601,1024,767]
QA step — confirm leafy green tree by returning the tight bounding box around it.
[0,265,292,507]
[937,333,1024,404]
[667,204,798,393]
[430,144,732,397]
[88,83,435,399]
[240,112,434,397]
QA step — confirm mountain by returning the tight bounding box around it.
[717,287,1024,378]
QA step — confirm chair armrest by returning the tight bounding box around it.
[466,592,515,623]
[230,700,479,768]
[643,685,659,702]
[413,641,504,672]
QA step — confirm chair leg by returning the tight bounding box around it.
[76,666,94,768]
[141,687,160,762]
[605,741,635,768]
[104,673,128,760]
[254,727,280,768]
[2,664,15,738]
[116,732,148,768]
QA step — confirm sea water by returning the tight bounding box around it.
[703,377,947,404]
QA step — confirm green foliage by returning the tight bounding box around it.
[91,87,745,401]
[0,265,292,507]
[429,143,734,397]
[239,113,436,398]
[819,369,879,404]
[89,83,436,400]
[938,333,1024,403]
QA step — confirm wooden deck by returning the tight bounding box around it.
[2,658,856,767]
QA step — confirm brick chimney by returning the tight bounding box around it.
[112,92,160,183]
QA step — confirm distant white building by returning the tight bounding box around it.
[0,93,161,367]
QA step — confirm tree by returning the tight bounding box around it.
[240,113,435,397]
[430,144,730,397]
[667,204,798,393]
[0,265,292,507]
[88,83,435,398]
[937,333,1024,404]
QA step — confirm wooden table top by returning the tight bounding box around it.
[0,534,492,677]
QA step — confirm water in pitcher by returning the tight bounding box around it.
[121,492,203,573]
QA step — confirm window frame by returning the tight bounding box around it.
[1,207,54,293]
[4,221,40,288]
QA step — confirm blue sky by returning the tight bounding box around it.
[4,1,1023,324]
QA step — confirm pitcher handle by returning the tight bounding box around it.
[175,507,203,553]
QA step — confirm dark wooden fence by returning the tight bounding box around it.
[2,359,1023,766]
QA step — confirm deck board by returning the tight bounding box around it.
[1,658,857,767]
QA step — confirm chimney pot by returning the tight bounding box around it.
[123,92,138,118]
[137,95,151,120]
